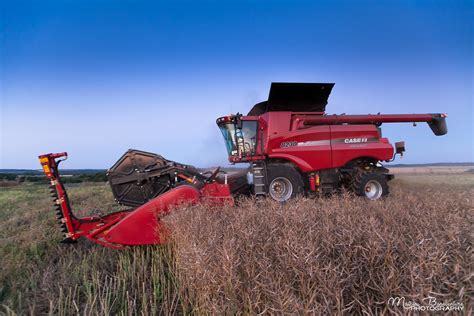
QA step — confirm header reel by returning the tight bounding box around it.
[107,149,209,207]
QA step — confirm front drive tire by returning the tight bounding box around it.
[266,163,304,202]
[352,169,389,200]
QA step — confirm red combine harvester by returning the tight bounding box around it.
[39,83,447,248]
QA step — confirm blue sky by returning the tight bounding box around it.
[1,0,472,169]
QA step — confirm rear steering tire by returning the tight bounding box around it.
[351,169,389,200]
[266,163,304,202]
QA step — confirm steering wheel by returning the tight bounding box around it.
[206,167,221,182]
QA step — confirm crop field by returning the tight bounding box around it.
[0,172,473,314]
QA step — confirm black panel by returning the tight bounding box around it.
[215,168,251,195]
[247,82,334,115]
[247,101,268,116]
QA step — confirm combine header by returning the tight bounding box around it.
[39,82,447,248]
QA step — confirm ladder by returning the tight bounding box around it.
[251,161,267,197]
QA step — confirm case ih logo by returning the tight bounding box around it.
[344,138,368,144]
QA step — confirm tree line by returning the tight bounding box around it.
[0,172,108,184]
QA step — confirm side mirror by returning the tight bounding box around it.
[395,141,405,157]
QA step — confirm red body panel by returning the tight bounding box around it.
[329,125,393,167]
[103,183,232,246]
[236,112,395,172]
[200,182,234,205]
[104,185,200,245]
[267,125,332,172]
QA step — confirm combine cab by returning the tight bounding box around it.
[39,82,447,247]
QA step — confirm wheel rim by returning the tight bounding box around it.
[269,177,293,202]
[364,180,383,200]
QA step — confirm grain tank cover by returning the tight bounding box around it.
[248,82,335,115]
